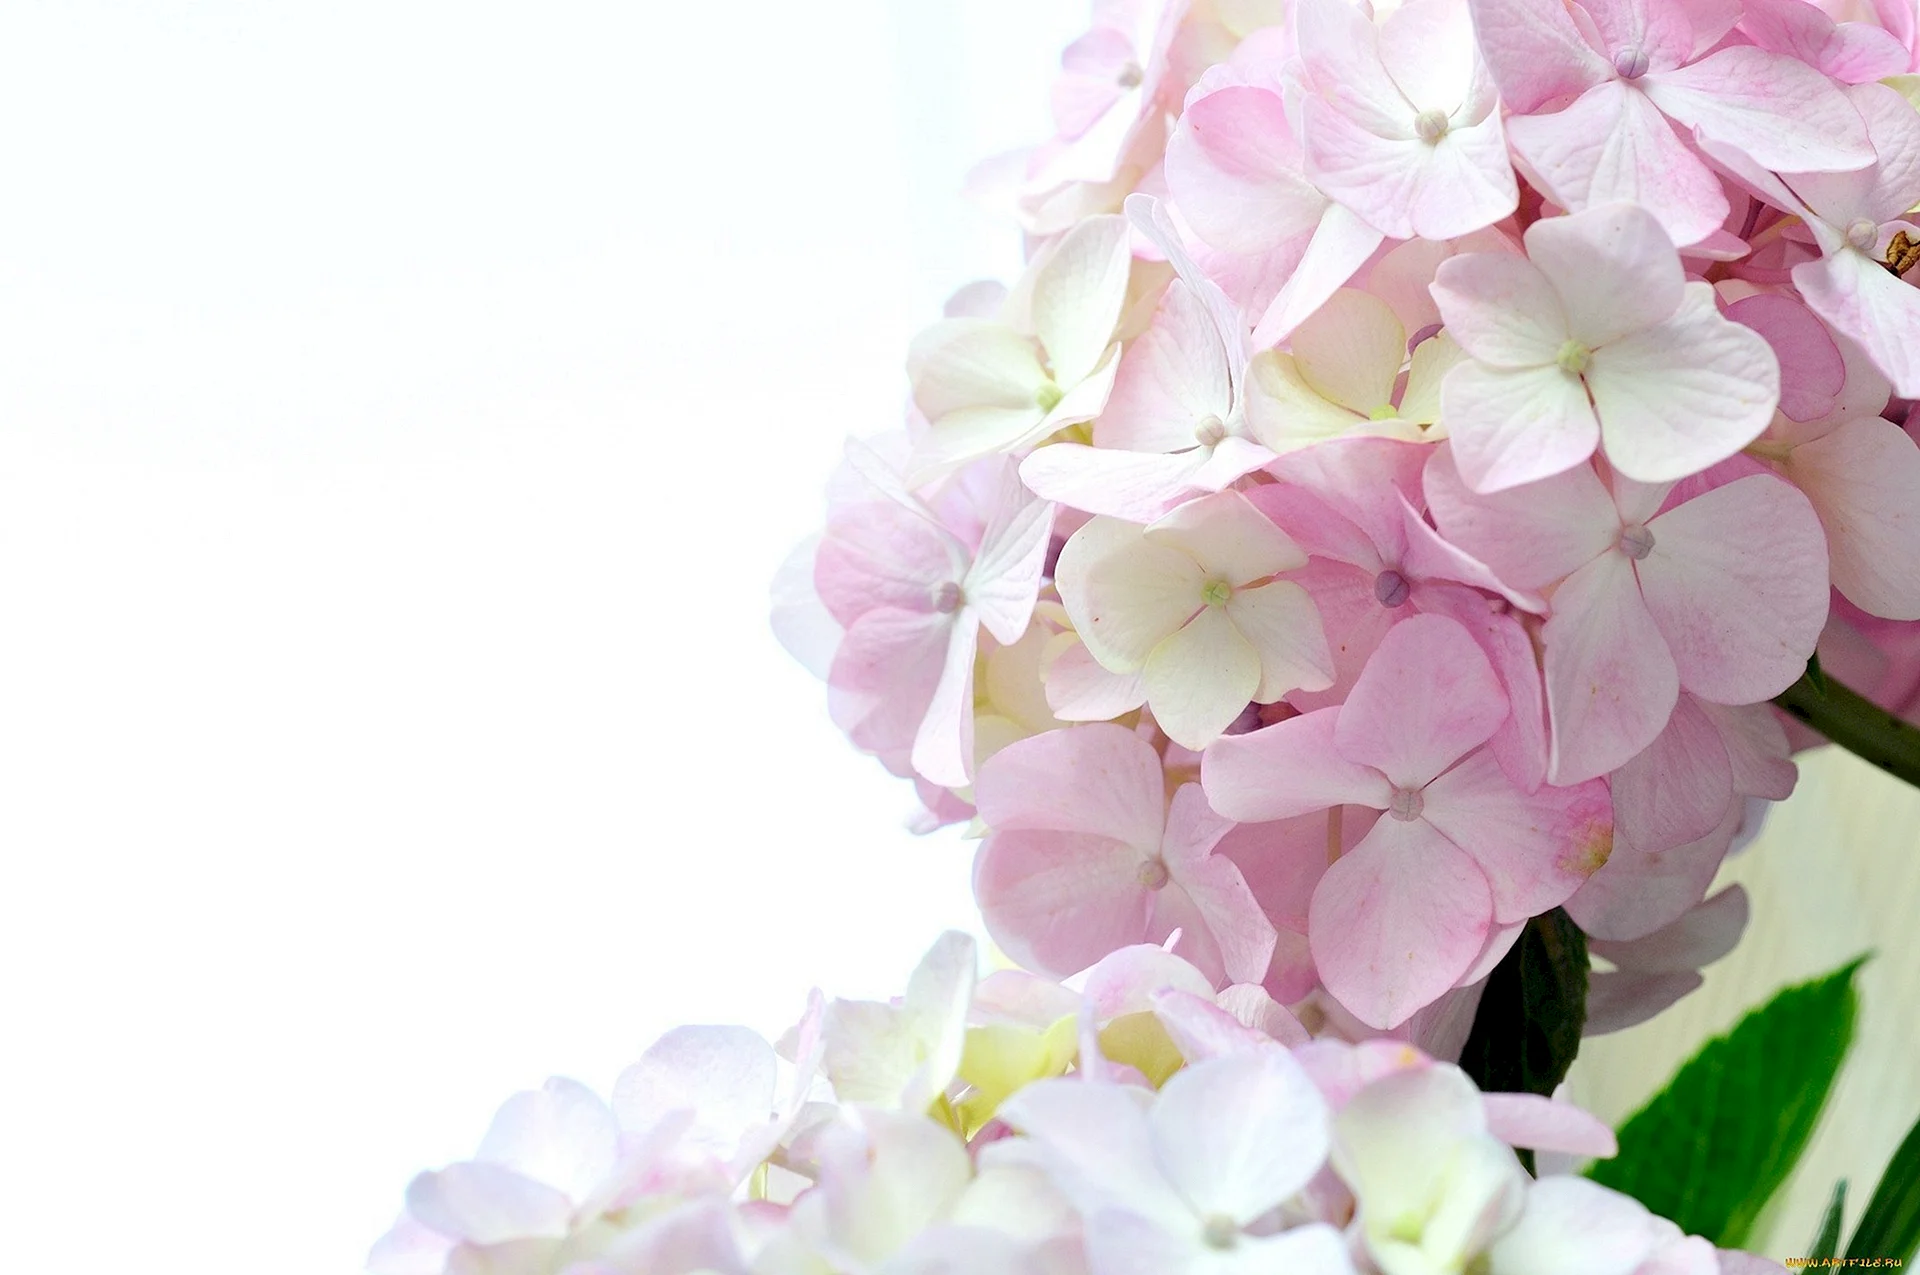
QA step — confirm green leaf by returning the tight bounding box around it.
[1587,957,1865,1247]
[1459,908,1588,1105]
[1848,1109,1920,1262]
[1809,1180,1847,1261]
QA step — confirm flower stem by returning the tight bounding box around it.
[1773,668,1920,789]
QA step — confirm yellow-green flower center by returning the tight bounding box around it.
[1202,579,1234,608]
[1556,339,1592,375]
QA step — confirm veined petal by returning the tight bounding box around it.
[974,828,1155,979]
[1585,283,1779,483]
[1423,447,1618,589]
[1786,414,1920,619]
[1143,607,1263,748]
[1643,45,1874,174]
[1098,284,1233,456]
[908,318,1051,420]
[1150,1052,1331,1223]
[1422,750,1613,921]
[1080,534,1208,672]
[1334,614,1508,789]
[1291,289,1408,417]
[1031,214,1135,387]
[1793,247,1920,398]
[911,620,979,787]
[1311,816,1495,1028]
[967,476,1055,644]
[1464,0,1613,113]
[1044,634,1149,721]
[1294,0,1413,136]
[1227,580,1336,701]
[1021,444,1209,523]
[1442,361,1603,493]
[1202,706,1395,821]
[1506,82,1729,246]
[1166,86,1327,257]
[1251,203,1388,347]
[1431,251,1568,368]
[1524,202,1685,347]
[1145,488,1308,584]
[1637,473,1829,703]
[973,721,1167,844]
[1542,550,1678,783]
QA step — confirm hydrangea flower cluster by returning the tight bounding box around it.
[368,933,1791,1274]
[773,0,1920,1037]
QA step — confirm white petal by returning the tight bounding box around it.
[1031,214,1135,386]
[1149,1052,1332,1223]
[1143,607,1263,749]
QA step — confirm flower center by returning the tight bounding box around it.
[1374,568,1412,608]
[1137,856,1170,889]
[1413,109,1450,144]
[1388,786,1425,821]
[1612,47,1650,79]
[1617,524,1655,561]
[1194,414,1228,447]
[931,581,965,613]
[1116,60,1145,90]
[1847,217,1881,252]
[1202,1214,1240,1250]
[1556,339,1592,375]
[1201,578,1234,608]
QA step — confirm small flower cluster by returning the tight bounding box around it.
[368,933,1789,1275]
[774,0,1920,1035]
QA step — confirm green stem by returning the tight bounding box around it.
[1773,670,1920,790]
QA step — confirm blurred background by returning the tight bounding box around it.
[0,3,1910,1270]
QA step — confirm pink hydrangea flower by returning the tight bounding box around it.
[1468,0,1874,244]
[1431,203,1779,492]
[1204,615,1613,1028]
[1425,450,1830,783]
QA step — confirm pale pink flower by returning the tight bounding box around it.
[1053,490,1333,748]
[820,449,1053,788]
[1431,204,1780,492]
[1020,194,1278,522]
[1739,0,1912,83]
[972,724,1278,985]
[1486,1176,1721,1275]
[1425,450,1830,784]
[1162,52,1387,345]
[1203,615,1613,1028]
[1290,0,1517,241]
[1719,84,1920,396]
[999,1052,1355,1274]
[1040,0,1194,188]
[907,215,1133,480]
[1469,0,1874,244]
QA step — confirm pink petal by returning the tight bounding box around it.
[1582,0,1694,72]
[1541,550,1679,784]
[965,471,1055,644]
[973,827,1155,978]
[1044,637,1148,721]
[1724,292,1844,424]
[1293,0,1412,135]
[1793,246,1920,398]
[1097,279,1233,454]
[1506,82,1729,246]
[1523,202,1684,348]
[1740,0,1912,83]
[1587,883,1749,974]
[1251,203,1387,347]
[816,502,961,628]
[1020,443,1209,523]
[1335,613,1509,788]
[1163,785,1280,985]
[1637,472,1830,704]
[1481,1093,1618,1158]
[1417,586,1552,791]
[1203,706,1394,821]
[1430,251,1568,368]
[1444,361,1604,493]
[1309,815,1496,1029]
[829,606,952,757]
[1165,86,1326,257]
[973,722,1166,844]
[1609,693,1733,854]
[1563,802,1737,941]
[1422,750,1613,921]
[1586,284,1779,483]
[1465,0,1613,113]
[1423,447,1618,591]
[1585,968,1705,1035]
[911,620,979,787]
[1262,435,1432,558]
[1698,700,1797,800]
[1643,45,1875,174]
[1787,412,1920,619]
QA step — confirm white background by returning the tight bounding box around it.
[0,3,1081,1270]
